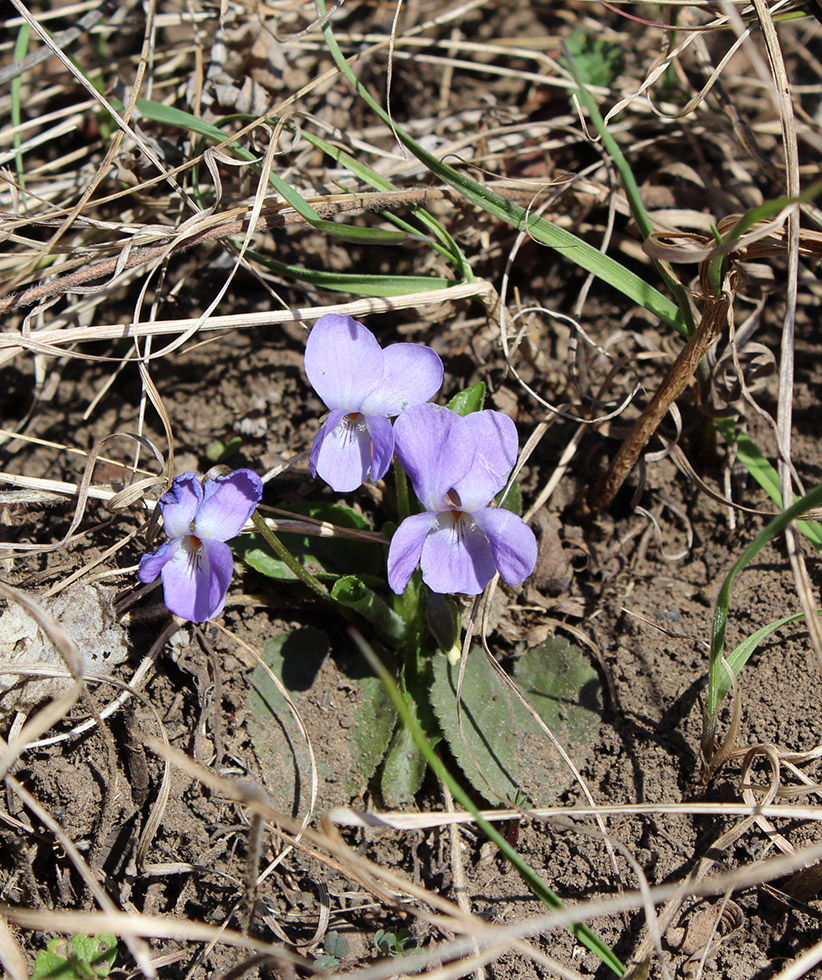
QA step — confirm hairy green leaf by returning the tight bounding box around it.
[430,636,602,804]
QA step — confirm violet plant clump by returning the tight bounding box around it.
[387,403,538,595]
[138,469,263,622]
[304,313,443,493]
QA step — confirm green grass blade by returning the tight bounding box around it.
[350,630,626,977]
[706,184,821,294]
[707,482,822,721]
[719,609,822,703]
[296,126,473,278]
[562,45,695,337]
[715,419,822,550]
[239,245,453,296]
[115,99,411,245]
[11,23,32,192]
[315,5,687,335]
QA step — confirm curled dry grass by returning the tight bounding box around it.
[2,0,822,978]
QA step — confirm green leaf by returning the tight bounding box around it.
[565,29,623,88]
[563,45,694,334]
[381,709,429,806]
[234,534,300,580]
[314,956,340,970]
[11,23,32,190]
[324,931,350,960]
[33,936,117,980]
[204,436,243,464]
[430,636,602,804]
[447,382,486,416]
[288,502,384,576]
[353,631,624,975]
[247,629,397,810]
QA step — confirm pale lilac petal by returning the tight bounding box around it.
[451,411,518,511]
[472,508,538,586]
[304,314,384,412]
[137,538,181,584]
[195,469,263,542]
[360,343,443,417]
[312,410,373,492]
[160,537,234,621]
[158,473,202,538]
[310,409,347,477]
[365,414,395,482]
[393,405,475,512]
[387,511,438,594]
[419,513,497,595]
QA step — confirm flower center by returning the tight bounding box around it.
[188,534,203,551]
[343,411,366,431]
[443,488,462,514]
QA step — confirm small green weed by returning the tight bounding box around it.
[32,935,117,980]
[374,927,416,958]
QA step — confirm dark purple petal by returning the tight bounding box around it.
[419,512,497,595]
[137,539,180,584]
[158,472,202,539]
[311,410,373,492]
[387,511,438,594]
[360,343,443,417]
[392,404,475,512]
[196,468,263,542]
[451,411,518,511]
[304,314,384,412]
[160,537,234,621]
[472,508,537,586]
[365,414,395,482]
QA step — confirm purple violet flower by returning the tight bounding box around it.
[304,313,443,493]
[387,405,538,595]
[138,469,263,622]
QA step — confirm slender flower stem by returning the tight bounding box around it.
[394,457,410,524]
[250,510,337,605]
[349,626,625,977]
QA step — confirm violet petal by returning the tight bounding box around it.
[137,538,180,584]
[158,473,202,539]
[387,511,438,594]
[360,343,443,417]
[312,410,373,492]
[472,508,538,586]
[304,314,384,411]
[419,512,497,595]
[392,405,475,512]
[310,409,348,478]
[451,411,518,511]
[160,537,234,621]
[196,469,263,542]
[365,414,395,482]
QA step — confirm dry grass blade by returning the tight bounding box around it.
[0,914,28,980]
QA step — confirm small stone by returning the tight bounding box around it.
[0,584,129,717]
